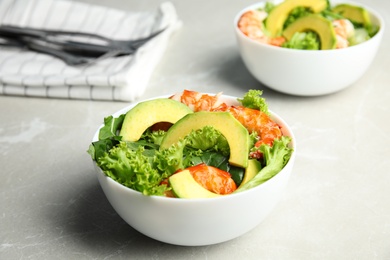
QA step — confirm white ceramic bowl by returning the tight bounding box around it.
[92,95,296,246]
[234,0,384,96]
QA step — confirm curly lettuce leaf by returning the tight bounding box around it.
[282,31,320,50]
[97,142,166,195]
[234,136,293,193]
[156,139,187,174]
[97,140,181,196]
[184,126,230,156]
[237,89,269,115]
[141,129,167,146]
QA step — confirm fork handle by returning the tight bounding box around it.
[26,40,90,65]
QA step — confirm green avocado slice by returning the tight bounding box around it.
[332,4,372,31]
[119,98,193,141]
[239,159,262,188]
[282,14,337,50]
[266,0,328,37]
[160,111,250,168]
[169,170,222,199]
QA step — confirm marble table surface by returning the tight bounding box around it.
[1,0,389,259]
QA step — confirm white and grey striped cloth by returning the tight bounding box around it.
[0,0,180,101]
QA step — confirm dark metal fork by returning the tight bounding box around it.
[0,35,123,65]
[0,25,165,55]
[0,25,165,65]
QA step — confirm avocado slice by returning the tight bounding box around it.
[332,4,372,31]
[120,98,193,141]
[160,111,250,168]
[266,0,328,37]
[282,14,337,50]
[169,170,222,199]
[239,159,262,188]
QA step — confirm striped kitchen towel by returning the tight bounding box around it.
[0,0,180,101]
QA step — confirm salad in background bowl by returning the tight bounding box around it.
[234,0,384,96]
[237,0,379,50]
[88,90,296,246]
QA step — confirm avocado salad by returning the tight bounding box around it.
[238,0,379,50]
[88,90,294,198]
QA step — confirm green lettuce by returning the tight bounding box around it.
[141,129,167,146]
[155,140,187,175]
[97,141,170,196]
[350,28,370,46]
[234,136,293,193]
[263,2,276,13]
[90,120,239,195]
[97,138,190,196]
[321,9,344,21]
[237,89,269,115]
[283,6,313,29]
[282,31,320,50]
[87,115,124,161]
[185,126,230,156]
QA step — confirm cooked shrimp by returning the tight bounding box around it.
[268,36,286,47]
[185,163,237,195]
[170,90,225,112]
[170,90,282,153]
[238,10,287,47]
[238,10,269,43]
[161,163,237,196]
[333,19,355,49]
[214,105,282,148]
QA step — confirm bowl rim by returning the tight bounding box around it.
[92,94,296,202]
[234,0,385,53]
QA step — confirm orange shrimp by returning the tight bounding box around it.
[268,36,286,47]
[332,19,354,49]
[170,90,282,155]
[161,163,237,196]
[214,105,282,148]
[238,10,269,43]
[184,163,237,195]
[238,10,287,47]
[170,90,225,112]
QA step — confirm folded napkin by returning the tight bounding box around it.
[0,0,180,101]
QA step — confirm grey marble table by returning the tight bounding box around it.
[1,0,390,259]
